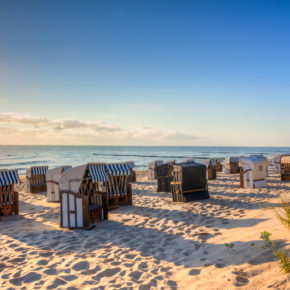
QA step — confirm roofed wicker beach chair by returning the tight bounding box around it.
[239,156,267,188]
[224,157,240,174]
[106,162,132,209]
[26,166,48,193]
[156,161,175,192]
[280,155,290,181]
[200,159,217,180]
[59,163,109,229]
[46,166,72,202]
[0,169,20,216]
[170,162,209,202]
[148,160,163,180]
[215,158,223,172]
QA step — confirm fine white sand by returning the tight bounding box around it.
[0,170,289,289]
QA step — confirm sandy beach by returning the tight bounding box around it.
[0,170,289,289]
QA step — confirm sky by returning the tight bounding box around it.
[0,0,290,146]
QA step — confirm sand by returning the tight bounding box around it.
[0,170,289,289]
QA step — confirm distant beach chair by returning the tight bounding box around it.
[239,156,267,188]
[200,159,217,180]
[280,155,290,181]
[59,163,109,229]
[170,162,209,202]
[224,157,240,174]
[148,160,163,180]
[0,169,20,216]
[215,158,223,172]
[46,166,72,202]
[156,161,175,192]
[106,162,133,209]
[26,166,48,193]
[272,154,282,173]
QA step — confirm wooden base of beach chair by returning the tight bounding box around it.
[108,197,119,210]
[281,174,290,181]
[172,187,209,203]
[60,191,108,229]
[0,192,19,216]
[29,185,47,193]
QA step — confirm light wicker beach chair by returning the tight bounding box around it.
[0,169,20,216]
[46,166,72,202]
[239,156,267,188]
[224,157,240,174]
[59,163,109,229]
[26,166,48,193]
[148,160,163,180]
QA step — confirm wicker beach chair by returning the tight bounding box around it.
[200,159,217,180]
[148,160,163,180]
[224,157,240,174]
[59,163,109,229]
[106,163,132,209]
[0,169,19,216]
[239,156,267,188]
[156,161,175,192]
[46,166,72,202]
[280,155,290,181]
[170,162,209,202]
[26,166,48,193]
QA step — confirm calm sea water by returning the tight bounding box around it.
[0,146,289,174]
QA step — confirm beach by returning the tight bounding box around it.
[0,170,289,289]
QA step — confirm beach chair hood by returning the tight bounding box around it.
[0,169,19,186]
[26,166,48,178]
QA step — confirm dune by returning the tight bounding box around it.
[0,170,289,289]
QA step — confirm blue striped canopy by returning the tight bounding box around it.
[88,163,108,183]
[106,163,131,176]
[31,166,48,175]
[0,170,19,186]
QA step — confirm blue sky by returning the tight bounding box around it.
[0,0,290,145]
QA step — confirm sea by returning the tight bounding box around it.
[0,146,289,174]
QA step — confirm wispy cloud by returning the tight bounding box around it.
[0,112,203,145]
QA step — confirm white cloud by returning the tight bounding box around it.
[0,112,203,145]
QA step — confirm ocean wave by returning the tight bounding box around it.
[92,153,209,159]
[0,160,49,167]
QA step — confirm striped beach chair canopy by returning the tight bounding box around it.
[106,163,131,176]
[0,169,19,186]
[31,166,48,175]
[88,163,108,183]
